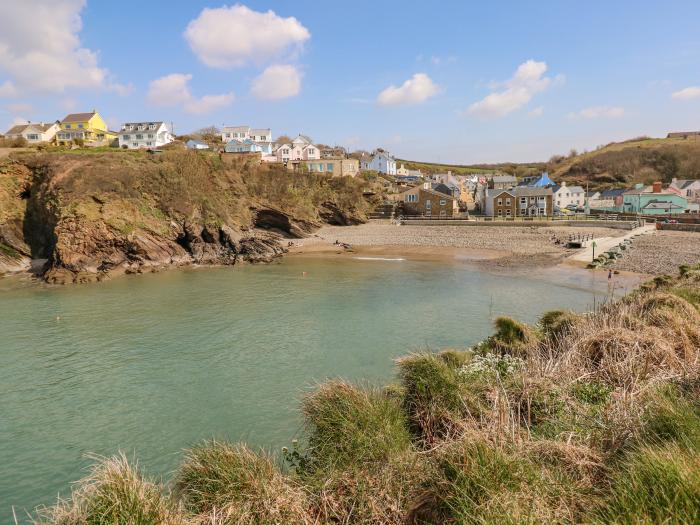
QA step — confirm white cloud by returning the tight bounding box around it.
[568,106,625,119]
[0,1,127,95]
[147,74,234,115]
[672,86,700,100]
[467,60,555,118]
[184,4,310,69]
[377,73,440,106]
[528,106,544,118]
[251,64,302,100]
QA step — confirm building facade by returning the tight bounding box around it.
[275,134,320,162]
[221,126,272,143]
[4,121,60,143]
[56,111,116,146]
[622,183,688,214]
[669,178,700,204]
[389,185,459,217]
[361,150,397,175]
[484,187,553,217]
[118,122,173,149]
[552,181,585,209]
[305,158,360,177]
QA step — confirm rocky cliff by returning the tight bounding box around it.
[0,150,378,283]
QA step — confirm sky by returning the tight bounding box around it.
[1,0,700,163]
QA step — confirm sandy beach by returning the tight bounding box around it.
[289,222,700,276]
[290,223,628,267]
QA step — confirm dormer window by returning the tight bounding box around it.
[65,124,72,129]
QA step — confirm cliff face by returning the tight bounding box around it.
[0,150,377,282]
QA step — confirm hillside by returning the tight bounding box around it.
[0,150,379,282]
[549,136,700,190]
[400,135,700,190]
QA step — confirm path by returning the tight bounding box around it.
[568,223,656,263]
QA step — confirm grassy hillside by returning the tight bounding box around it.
[547,136,700,190]
[32,265,700,524]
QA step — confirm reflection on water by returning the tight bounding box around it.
[0,257,622,516]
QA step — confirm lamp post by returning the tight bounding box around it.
[592,240,597,262]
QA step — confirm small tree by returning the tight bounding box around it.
[196,126,221,143]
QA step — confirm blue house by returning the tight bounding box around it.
[519,172,555,188]
[225,138,275,154]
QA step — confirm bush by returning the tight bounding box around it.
[33,454,182,525]
[175,441,312,524]
[302,380,412,471]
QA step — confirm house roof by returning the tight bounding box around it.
[293,134,313,144]
[119,122,165,135]
[514,186,553,196]
[5,122,57,135]
[222,126,250,133]
[552,184,584,194]
[399,185,456,201]
[492,175,517,183]
[642,201,685,210]
[250,128,271,136]
[671,179,700,189]
[600,188,626,198]
[62,112,97,123]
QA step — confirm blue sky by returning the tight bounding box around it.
[1,0,700,162]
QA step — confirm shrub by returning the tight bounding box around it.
[302,380,412,471]
[487,316,536,356]
[175,441,312,524]
[397,354,475,444]
[539,310,580,339]
[33,454,182,525]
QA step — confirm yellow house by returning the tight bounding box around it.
[56,110,117,146]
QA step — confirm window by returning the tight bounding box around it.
[27,134,39,140]
[148,134,154,139]
[65,124,71,129]
[123,135,130,140]
[406,194,418,203]
[426,199,431,208]
[146,142,153,146]
[506,198,511,205]
[440,199,446,205]
[132,142,138,147]
[136,134,143,139]
[506,209,512,217]
[327,163,334,172]
[497,198,503,205]
[78,124,84,129]
[520,197,526,204]
[440,210,447,217]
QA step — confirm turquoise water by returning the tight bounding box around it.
[0,257,619,517]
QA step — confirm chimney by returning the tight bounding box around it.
[653,181,662,193]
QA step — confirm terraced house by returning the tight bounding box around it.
[388,185,459,217]
[118,122,173,149]
[56,111,116,146]
[484,187,553,217]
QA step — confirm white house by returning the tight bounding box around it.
[670,178,700,204]
[4,121,60,143]
[552,181,585,209]
[275,134,320,162]
[361,150,397,175]
[221,126,272,143]
[118,122,173,149]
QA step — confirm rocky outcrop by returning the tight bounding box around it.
[0,151,375,284]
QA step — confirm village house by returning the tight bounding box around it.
[667,131,700,139]
[276,134,320,163]
[669,178,700,204]
[388,185,459,217]
[488,174,518,189]
[306,158,360,177]
[118,121,173,149]
[622,182,688,215]
[588,188,626,211]
[484,187,553,218]
[361,150,397,175]
[56,111,116,146]
[4,121,60,144]
[519,172,555,188]
[552,181,585,210]
[221,126,272,143]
